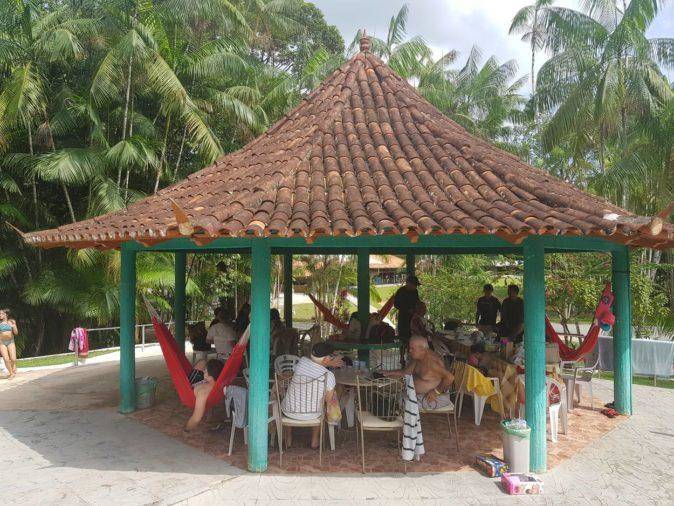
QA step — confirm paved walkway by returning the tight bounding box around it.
[1,357,673,505]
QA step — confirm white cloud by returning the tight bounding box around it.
[312,0,674,92]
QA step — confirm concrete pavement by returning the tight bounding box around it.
[1,356,673,504]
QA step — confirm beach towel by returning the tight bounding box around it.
[402,374,425,461]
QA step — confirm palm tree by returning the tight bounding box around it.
[535,0,674,183]
[349,4,431,79]
[509,0,555,123]
[419,46,527,143]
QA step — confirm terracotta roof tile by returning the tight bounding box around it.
[23,46,673,250]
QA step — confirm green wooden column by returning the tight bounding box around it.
[612,246,632,414]
[174,251,187,351]
[357,249,370,333]
[119,246,137,414]
[523,237,546,472]
[248,240,271,472]
[406,253,415,278]
[283,253,293,327]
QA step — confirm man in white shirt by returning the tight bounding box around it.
[282,342,343,449]
[207,308,236,355]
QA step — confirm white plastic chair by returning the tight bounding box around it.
[228,368,278,456]
[455,363,504,425]
[517,377,568,443]
[561,352,599,411]
[274,354,299,374]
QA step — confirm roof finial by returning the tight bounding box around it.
[359,29,370,53]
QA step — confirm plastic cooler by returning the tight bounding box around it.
[135,376,158,409]
[502,420,531,473]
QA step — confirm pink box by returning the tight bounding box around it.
[501,473,543,495]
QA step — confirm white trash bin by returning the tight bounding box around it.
[502,420,531,473]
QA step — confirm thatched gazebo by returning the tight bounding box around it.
[25,35,674,473]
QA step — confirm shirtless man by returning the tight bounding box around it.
[183,358,224,432]
[383,335,454,409]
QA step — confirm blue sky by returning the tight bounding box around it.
[312,0,674,92]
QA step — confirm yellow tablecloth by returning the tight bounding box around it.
[456,361,502,414]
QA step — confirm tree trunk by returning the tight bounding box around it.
[173,123,188,179]
[155,114,171,193]
[119,53,134,187]
[32,317,46,356]
[62,182,77,223]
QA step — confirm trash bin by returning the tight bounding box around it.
[502,419,531,473]
[135,376,158,410]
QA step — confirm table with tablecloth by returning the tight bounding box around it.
[598,335,674,378]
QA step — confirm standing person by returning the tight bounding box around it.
[207,308,236,356]
[0,309,19,379]
[234,302,251,334]
[394,275,421,343]
[498,284,525,342]
[475,284,501,333]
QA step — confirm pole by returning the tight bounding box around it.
[283,253,293,327]
[119,245,137,414]
[612,246,632,414]
[248,240,271,472]
[406,253,415,279]
[174,251,187,351]
[357,249,370,333]
[523,237,546,472]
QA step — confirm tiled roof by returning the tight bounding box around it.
[24,38,673,250]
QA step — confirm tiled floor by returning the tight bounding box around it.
[132,371,621,474]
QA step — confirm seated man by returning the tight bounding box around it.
[384,335,454,409]
[281,342,344,449]
[207,307,236,355]
[475,283,501,333]
[184,358,225,432]
[497,284,524,342]
[341,312,362,341]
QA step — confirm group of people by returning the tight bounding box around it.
[475,283,524,341]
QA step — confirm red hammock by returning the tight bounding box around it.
[308,292,396,329]
[545,282,614,362]
[148,306,249,410]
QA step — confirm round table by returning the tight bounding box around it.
[333,368,374,387]
[331,340,401,367]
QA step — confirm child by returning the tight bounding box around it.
[468,343,488,375]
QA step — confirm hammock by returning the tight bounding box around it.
[145,299,249,410]
[545,282,614,362]
[308,292,396,330]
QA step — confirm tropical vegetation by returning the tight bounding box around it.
[0,1,671,356]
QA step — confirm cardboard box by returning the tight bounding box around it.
[501,473,543,495]
[475,454,508,477]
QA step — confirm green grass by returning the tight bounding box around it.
[17,349,117,368]
[597,370,674,389]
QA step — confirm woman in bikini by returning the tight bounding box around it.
[0,309,19,378]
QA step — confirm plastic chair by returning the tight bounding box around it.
[418,365,464,452]
[227,368,278,456]
[561,351,599,411]
[517,377,568,443]
[355,376,405,473]
[455,362,504,425]
[274,354,300,374]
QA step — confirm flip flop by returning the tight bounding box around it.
[604,402,615,409]
[601,408,617,418]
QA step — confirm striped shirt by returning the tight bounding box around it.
[281,357,335,420]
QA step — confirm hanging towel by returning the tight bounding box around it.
[464,364,501,413]
[402,374,425,462]
[69,327,89,357]
[224,385,248,429]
